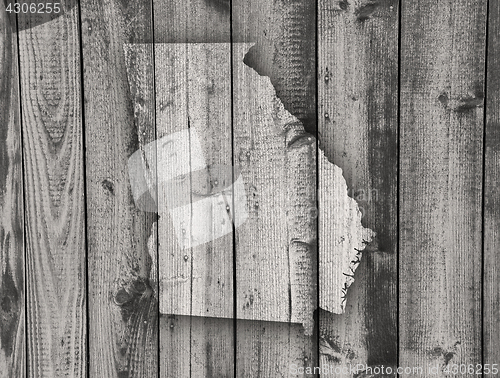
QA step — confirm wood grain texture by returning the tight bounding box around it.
[231,0,318,368]
[154,43,233,319]
[153,0,230,43]
[232,43,317,329]
[484,0,500,367]
[0,7,25,378]
[318,151,375,314]
[154,41,234,377]
[152,43,192,378]
[17,3,86,376]
[234,0,316,135]
[6,2,500,376]
[123,43,159,378]
[400,0,487,374]
[317,0,399,374]
[153,1,234,376]
[79,0,158,376]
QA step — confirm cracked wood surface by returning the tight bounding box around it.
[152,2,235,375]
[2,0,500,377]
[232,41,318,375]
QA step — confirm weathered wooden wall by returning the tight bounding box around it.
[0,0,499,377]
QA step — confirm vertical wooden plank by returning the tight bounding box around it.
[236,319,316,377]
[231,0,318,374]
[484,1,500,368]
[400,0,486,374]
[317,0,399,374]
[123,43,159,377]
[154,41,234,376]
[153,1,234,376]
[233,0,316,135]
[17,2,86,376]
[233,40,317,328]
[182,42,234,377]
[153,41,191,378]
[0,8,25,378]
[79,0,158,376]
[153,0,230,43]
[233,43,318,376]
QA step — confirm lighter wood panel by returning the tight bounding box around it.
[317,0,399,375]
[153,2,234,376]
[484,0,500,367]
[154,42,234,377]
[80,0,158,376]
[232,39,318,376]
[17,4,86,376]
[0,7,25,378]
[182,43,234,378]
[232,42,317,327]
[153,43,191,378]
[400,1,486,375]
[231,0,318,374]
[232,40,293,325]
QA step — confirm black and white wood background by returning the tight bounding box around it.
[0,0,499,377]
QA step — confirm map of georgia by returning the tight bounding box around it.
[125,43,375,336]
